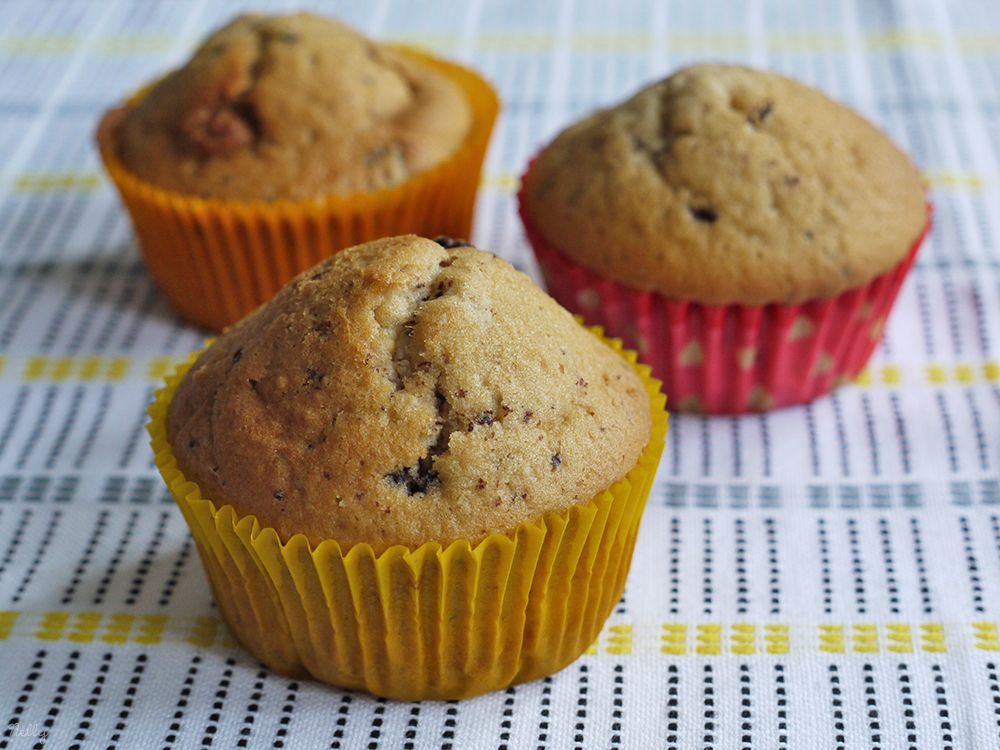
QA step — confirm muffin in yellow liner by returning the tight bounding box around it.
[149,331,666,701]
[97,15,499,332]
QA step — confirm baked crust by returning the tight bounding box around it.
[104,12,473,201]
[522,63,927,305]
[166,235,652,553]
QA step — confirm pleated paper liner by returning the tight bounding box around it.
[148,332,667,702]
[519,177,932,414]
[97,47,499,332]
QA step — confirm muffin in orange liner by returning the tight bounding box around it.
[97,17,499,332]
[148,333,666,701]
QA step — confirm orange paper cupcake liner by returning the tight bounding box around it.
[98,47,499,332]
[148,331,667,701]
[519,166,932,414]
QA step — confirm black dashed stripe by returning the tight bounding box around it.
[72,384,112,470]
[735,518,749,616]
[818,517,833,616]
[118,386,156,469]
[702,517,714,617]
[958,516,985,613]
[0,506,33,582]
[498,687,515,750]
[889,393,912,475]
[93,509,139,606]
[878,518,900,615]
[106,652,147,750]
[401,703,421,750]
[765,518,780,615]
[439,700,458,750]
[535,678,552,749]
[898,663,917,750]
[665,665,679,750]
[848,518,868,615]
[860,394,881,476]
[0,385,30,463]
[610,663,624,747]
[986,662,1000,742]
[44,384,85,469]
[701,664,715,748]
[0,649,48,750]
[236,669,267,749]
[11,507,62,604]
[158,532,194,608]
[124,510,170,606]
[964,389,991,471]
[774,664,787,748]
[40,648,82,745]
[805,402,821,476]
[199,657,236,747]
[935,392,960,473]
[863,663,882,748]
[67,651,113,750]
[913,276,935,358]
[730,417,742,477]
[909,517,934,615]
[15,384,58,470]
[931,665,954,750]
[831,393,850,477]
[738,663,752,750]
[572,664,588,750]
[161,653,202,748]
[700,415,711,476]
[758,413,772,478]
[668,517,680,617]
[363,697,387,750]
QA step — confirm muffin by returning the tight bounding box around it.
[149,235,667,700]
[519,62,930,413]
[98,12,499,331]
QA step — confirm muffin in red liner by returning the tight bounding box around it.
[520,198,929,413]
[518,63,930,413]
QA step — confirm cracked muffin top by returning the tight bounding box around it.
[165,235,652,553]
[521,63,927,305]
[101,12,473,201]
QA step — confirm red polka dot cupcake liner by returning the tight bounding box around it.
[519,186,931,414]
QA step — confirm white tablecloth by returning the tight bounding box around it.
[1,0,999,748]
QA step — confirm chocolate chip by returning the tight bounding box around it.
[523,410,534,424]
[387,464,440,495]
[433,236,473,249]
[474,411,496,427]
[551,452,562,470]
[273,490,284,501]
[304,368,324,388]
[747,102,773,126]
[690,206,718,223]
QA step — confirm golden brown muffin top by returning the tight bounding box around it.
[522,63,927,305]
[102,12,473,201]
[166,235,652,554]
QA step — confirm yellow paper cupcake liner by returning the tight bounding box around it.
[148,331,667,701]
[98,47,500,332]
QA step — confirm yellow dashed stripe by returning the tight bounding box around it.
[4,168,995,194]
[8,355,1000,387]
[14,172,101,192]
[0,611,989,655]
